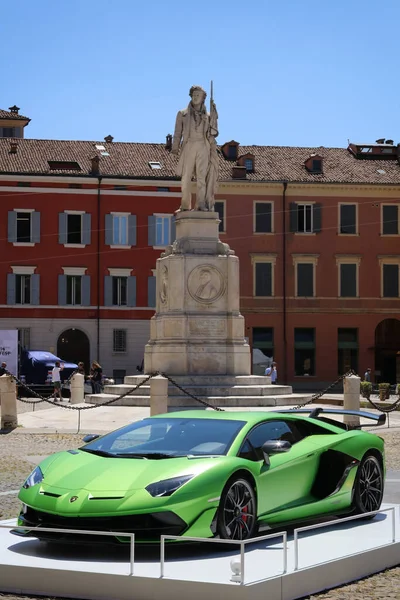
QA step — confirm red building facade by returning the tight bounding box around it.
[1,108,399,387]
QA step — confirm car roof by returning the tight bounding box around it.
[151,410,309,424]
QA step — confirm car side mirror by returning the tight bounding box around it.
[82,434,100,443]
[262,440,291,466]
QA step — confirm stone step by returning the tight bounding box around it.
[85,393,311,408]
[103,383,292,397]
[124,374,273,386]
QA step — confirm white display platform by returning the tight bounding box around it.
[0,504,399,600]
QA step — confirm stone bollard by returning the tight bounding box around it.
[0,374,18,430]
[70,373,85,404]
[150,375,168,416]
[343,374,361,428]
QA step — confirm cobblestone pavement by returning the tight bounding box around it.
[0,428,399,600]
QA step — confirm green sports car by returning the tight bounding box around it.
[13,407,386,544]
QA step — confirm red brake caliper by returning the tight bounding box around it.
[241,505,248,526]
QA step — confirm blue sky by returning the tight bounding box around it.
[1,0,399,148]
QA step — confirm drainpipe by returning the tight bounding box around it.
[96,176,102,362]
[282,181,288,384]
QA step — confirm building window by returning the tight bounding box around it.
[289,203,321,233]
[339,263,357,297]
[59,212,91,246]
[113,369,126,384]
[66,275,82,305]
[251,254,277,297]
[16,212,31,242]
[296,263,314,297]
[15,275,31,304]
[113,215,128,245]
[214,201,225,232]
[228,145,237,159]
[338,328,358,375]
[155,216,171,246]
[294,328,315,376]
[382,205,399,235]
[113,329,127,353]
[112,276,127,306]
[382,264,399,297]
[254,202,272,233]
[339,204,357,234]
[8,210,41,245]
[18,328,31,350]
[245,158,254,172]
[252,328,274,375]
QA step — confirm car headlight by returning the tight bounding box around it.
[145,475,194,497]
[22,466,44,489]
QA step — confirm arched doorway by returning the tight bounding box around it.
[57,329,90,374]
[375,319,400,384]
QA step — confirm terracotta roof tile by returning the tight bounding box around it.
[0,109,30,121]
[0,138,400,184]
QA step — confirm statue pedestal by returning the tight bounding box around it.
[144,211,251,376]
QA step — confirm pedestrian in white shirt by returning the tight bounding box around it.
[51,361,64,401]
[265,362,278,384]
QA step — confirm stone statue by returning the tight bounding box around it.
[160,266,168,304]
[171,84,219,212]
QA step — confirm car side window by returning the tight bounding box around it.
[238,420,296,461]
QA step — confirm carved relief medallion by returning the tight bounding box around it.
[187,265,225,304]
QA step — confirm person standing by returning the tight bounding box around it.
[51,361,64,401]
[364,368,371,382]
[90,361,103,394]
[265,362,278,384]
[0,362,7,376]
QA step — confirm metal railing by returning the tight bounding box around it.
[0,524,135,575]
[160,531,288,585]
[293,506,397,571]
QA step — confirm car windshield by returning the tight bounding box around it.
[80,418,246,459]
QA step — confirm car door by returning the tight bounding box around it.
[238,420,320,516]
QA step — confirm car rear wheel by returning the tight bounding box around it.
[353,454,384,515]
[217,477,257,540]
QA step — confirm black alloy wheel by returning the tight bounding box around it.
[217,477,257,540]
[353,454,384,515]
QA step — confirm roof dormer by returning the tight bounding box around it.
[237,152,255,173]
[0,105,30,138]
[304,153,323,174]
[221,140,240,160]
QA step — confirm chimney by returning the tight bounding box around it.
[386,139,394,145]
[104,134,114,143]
[10,141,18,154]
[375,138,385,144]
[90,155,100,175]
[232,165,247,179]
[9,105,20,114]
[165,133,172,151]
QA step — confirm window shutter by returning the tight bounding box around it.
[58,213,67,244]
[148,215,156,246]
[382,205,398,235]
[8,211,16,243]
[7,274,16,304]
[104,275,113,306]
[297,264,314,297]
[255,263,272,297]
[289,203,297,232]
[58,274,67,305]
[81,275,91,306]
[383,264,399,297]
[128,215,137,246]
[31,211,41,243]
[82,213,91,245]
[104,214,113,245]
[148,276,156,307]
[340,264,357,297]
[30,274,40,305]
[170,216,176,243]
[127,276,137,307]
[313,204,322,233]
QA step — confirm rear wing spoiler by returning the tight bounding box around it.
[277,407,386,428]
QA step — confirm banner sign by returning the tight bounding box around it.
[0,330,18,375]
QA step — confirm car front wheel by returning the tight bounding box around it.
[217,477,257,540]
[353,454,384,515]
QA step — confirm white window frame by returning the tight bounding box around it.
[296,203,314,234]
[113,329,127,353]
[251,254,277,297]
[214,199,226,233]
[64,210,85,248]
[381,203,400,236]
[14,208,34,246]
[154,213,172,248]
[113,276,128,306]
[15,274,32,305]
[378,255,400,298]
[292,254,319,298]
[66,275,82,306]
[11,266,36,275]
[338,202,359,236]
[253,201,274,234]
[335,255,361,298]
[111,212,129,246]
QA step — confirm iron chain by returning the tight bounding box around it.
[290,370,355,410]
[160,373,224,412]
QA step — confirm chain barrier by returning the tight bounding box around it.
[160,373,224,412]
[365,393,400,414]
[290,370,355,410]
